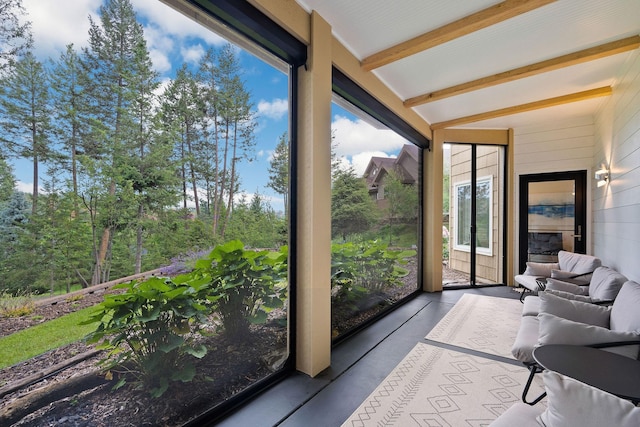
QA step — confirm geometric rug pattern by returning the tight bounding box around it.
[341,343,545,427]
[343,294,545,426]
[426,294,525,360]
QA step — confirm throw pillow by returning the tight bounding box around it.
[539,292,610,327]
[545,277,587,295]
[544,289,592,303]
[537,313,640,359]
[551,269,591,286]
[610,280,640,333]
[538,371,640,427]
[523,262,559,277]
[588,266,627,302]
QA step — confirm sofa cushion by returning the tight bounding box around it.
[538,371,640,427]
[539,292,610,327]
[521,295,541,316]
[488,402,544,427]
[557,250,601,275]
[544,289,592,303]
[514,274,546,292]
[588,266,627,302]
[545,278,589,295]
[511,315,540,363]
[610,280,640,334]
[523,261,559,277]
[537,313,640,359]
[550,269,591,285]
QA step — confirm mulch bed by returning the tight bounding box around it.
[1,261,425,426]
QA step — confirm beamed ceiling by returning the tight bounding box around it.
[294,0,640,131]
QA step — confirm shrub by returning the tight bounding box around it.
[84,240,288,397]
[194,240,288,340]
[331,240,415,304]
[0,292,35,318]
[83,276,211,397]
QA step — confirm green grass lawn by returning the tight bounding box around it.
[0,306,99,369]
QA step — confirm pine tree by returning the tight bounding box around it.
[81,0,154,284]
[0,0,32,75]
[128,40,179,273]
[49,44,87,212]
[0,155,15,204]
[0,50,51,214]
[331,167,379,241]
[216,44,256,237]
[267,132,289,217]
[161,64,204,215]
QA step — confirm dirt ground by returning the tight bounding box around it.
[1,261,468,426]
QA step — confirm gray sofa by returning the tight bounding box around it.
[514,250,601,301]
[512,280,640,365]
[520,265,627,317]
[511,279,640,408]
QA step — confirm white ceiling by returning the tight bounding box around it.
[294,0,640,130]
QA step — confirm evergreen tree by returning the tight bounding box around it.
[267,132,289,217]
[0,191,30,293]
[49,44,88,212]
[161,64,204,214]
[197,48,220,217]
[0,155,15,204]
[215,43,256,237]
[0,50,51,214]
[82,0,152,283]
[0,0,32,74]
[127,38,179,274]
[331,167,379,241]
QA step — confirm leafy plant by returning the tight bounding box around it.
[194,240,288,339]
[331,240,415,304]
[84,240,288,397]
[83,276,211,397]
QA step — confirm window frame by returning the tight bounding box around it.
[453,175,493,256]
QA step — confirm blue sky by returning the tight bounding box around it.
[17,0,408,212]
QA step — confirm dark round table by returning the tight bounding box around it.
[533,344,640,402]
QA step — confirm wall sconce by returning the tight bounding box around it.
[595,168,610,187]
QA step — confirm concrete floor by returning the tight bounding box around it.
[215,286,522,427]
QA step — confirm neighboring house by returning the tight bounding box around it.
[363,144,419,211]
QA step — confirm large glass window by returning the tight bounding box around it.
[0,1,293,425]
[454,176,492,254]
[330,98,421,341]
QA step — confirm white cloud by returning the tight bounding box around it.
[257,99,288,120]
[23,0,100,57]
[15,181,32,194]
[181,44,205,64]
[131,0,226,46]
[331,115,406,175]
[23,0,225,74]
[331,115,406,157]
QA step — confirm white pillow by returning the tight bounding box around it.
[545,277,587,295]
[523,262,559,277]
[538,371,640,427]
[537,313,640,359]
[539,292,610,327]
[544,289,593,303]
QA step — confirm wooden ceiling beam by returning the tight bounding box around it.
[405,35,640,107]
[430,86,612,130]
[361,0,556,71]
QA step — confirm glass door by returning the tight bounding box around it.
[518,171,587,273]
[444,143,505,288]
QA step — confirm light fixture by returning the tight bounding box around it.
[595,168,610,187]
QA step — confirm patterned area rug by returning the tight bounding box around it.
[425,294,524,359]
[342,343,544,427]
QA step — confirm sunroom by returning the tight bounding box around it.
[1,0,639,425]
